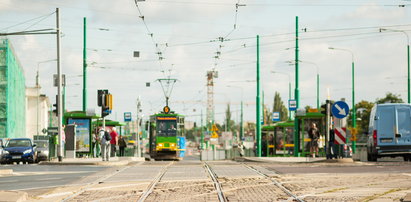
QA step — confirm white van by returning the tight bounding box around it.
[367,103,411,161]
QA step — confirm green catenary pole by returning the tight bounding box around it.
[201,110,204,150]
[352,60,356,153]
[240,100,244,141]
[293,16,300,157]
[317,73,320,110]
[408,44,410,104]
[256,35,261,157]
[82,17,87,112]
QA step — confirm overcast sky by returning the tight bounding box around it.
[1,0,410,124]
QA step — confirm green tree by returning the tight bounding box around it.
[376,92,404,104]
[347,100,374,143]
[272,92,288,121]
[223,104,236,132]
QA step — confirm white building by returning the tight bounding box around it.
[26,87,50,139]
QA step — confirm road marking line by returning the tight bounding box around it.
[39,191,74,198]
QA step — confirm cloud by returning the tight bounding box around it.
[344,3,406,21]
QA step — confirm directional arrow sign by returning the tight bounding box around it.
[331,101,350,119]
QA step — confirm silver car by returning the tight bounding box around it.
[33,140,49,162]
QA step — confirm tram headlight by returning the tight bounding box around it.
[157,143,163,147]
[170,143,176,147]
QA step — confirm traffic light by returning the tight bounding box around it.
[97,89,108,107]
[53,95,58,115]
[101,93,113,118]
[105,94,113,110]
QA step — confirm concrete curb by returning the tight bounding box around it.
[0,190,28,202]
[0,169,12,174]
[38,157,145,166]
[236,157,354,164]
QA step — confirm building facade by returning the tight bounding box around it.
[0,39,26,138]
[26,87,50,139]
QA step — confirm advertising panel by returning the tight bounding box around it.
[68,118,91,152]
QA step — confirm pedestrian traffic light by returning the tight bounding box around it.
[97,89,108,107]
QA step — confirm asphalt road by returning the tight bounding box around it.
[0,164,107,193]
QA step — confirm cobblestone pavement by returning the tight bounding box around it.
[28,160,411,201]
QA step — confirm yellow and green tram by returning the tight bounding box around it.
[148,107,185,160]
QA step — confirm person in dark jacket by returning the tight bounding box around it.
[118,135,127,157]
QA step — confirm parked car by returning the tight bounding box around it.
[367,103,411,161]
[33,139,49,162]
[0,138,7,159]
[1,138,37,164]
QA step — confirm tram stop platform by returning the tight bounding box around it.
[236,156,354,163]
[39,156,145,166]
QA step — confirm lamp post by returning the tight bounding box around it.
[36,59,57,136]
[226,85,244,142]
[271,71,291,120]
[380,28,410,103]
[329,47,356,153]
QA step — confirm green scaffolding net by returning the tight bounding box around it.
[0,39,26,138]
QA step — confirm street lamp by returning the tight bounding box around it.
[379,28,410,103]
[270,71,291,120]
[328,46,356,153]
[36,59,57,136]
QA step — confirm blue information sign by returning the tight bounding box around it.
[289,99,297,111]
[332,101,350,119]
[124,112,132,122]
[272,112,280,122]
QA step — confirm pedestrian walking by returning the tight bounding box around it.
[100,128,111,161]
[118,135,127,157]
[110,127,119,157]
[308,123,320,158]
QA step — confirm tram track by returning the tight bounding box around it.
[243,164,304,202]
[137,161,174,202]
[204,162,227,202]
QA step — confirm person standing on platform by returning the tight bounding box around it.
[100,128,111,161]
[118,135,127,157]
[110,127,119,157]
[308,123,320,158]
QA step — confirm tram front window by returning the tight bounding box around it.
[157,120,177,137]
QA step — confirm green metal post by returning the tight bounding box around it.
[293,16,300,157]
[317,73,320,110]
[352,60,356,153]
[256,35,262,157]
[201,110,204,150]
[240,100,244,141]
[82,17,87,112]
[408,44,410,104]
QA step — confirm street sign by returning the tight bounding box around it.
[211,131,219,138]
[272,112,280,122]
[124,112,132,122]
[211,124,219,132]
[332,101,350,119]
[289,99,297,111]
[334,127,346,145]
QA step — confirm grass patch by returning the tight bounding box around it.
[322,187,348,194]
[362,188,403,202]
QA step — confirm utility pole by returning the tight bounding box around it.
[256,35,261,157]
[56,8,63,162]
[293,16,300,157]
[240,100,244,141]
[82,17,87,112]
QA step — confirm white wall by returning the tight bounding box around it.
[26,87,50,139]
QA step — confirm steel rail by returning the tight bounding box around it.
[204,162,227,202]
[243,164,304,202]
[137,161,174,202]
